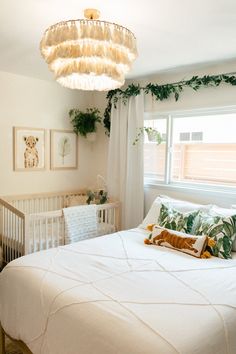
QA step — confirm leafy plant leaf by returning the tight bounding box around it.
[103,74,236,135]
[69,108,102,137]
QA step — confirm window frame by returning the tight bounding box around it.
[144,106,236,195]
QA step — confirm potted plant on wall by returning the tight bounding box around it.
[133,127,162,145]
[69,108,102,142]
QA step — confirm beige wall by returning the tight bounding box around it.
[0,71,107,196]
[3,59,235,206]
[90,91,109,180]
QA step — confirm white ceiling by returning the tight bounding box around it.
[1,0,236,82]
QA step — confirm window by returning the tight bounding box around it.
[144,117,167,182]
[179,132,190,141]
[144,110,236,189]
[191,132,203,141]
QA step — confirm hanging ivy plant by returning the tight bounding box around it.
[103,73,236,135]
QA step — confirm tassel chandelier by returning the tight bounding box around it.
[40,9,137,91]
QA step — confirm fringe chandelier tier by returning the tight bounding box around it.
[40,9,137,91]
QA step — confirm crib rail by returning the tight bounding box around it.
[0,196,120,264]
[97,202,120,235]
[0,198,25,264]
[3,190,87,214]
[27,202,120,252]
[26,210,65,254]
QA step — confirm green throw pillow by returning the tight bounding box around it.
[158,204,198,234]
[193,212,236,259]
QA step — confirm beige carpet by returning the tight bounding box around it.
[6,338,23,354]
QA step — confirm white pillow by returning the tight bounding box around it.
[139,195,211,229]
[210,205,236,251]
[211,205,236,217]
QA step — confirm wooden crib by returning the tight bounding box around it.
[0,191,120,264]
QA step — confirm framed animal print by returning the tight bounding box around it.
[50,130,78,170]
[13,127,46,171]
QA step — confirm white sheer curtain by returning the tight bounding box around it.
[107,92,144,229]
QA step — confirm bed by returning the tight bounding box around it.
[1,227,236,354]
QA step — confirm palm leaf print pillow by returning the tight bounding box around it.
[193,212,236,259]
[158,204,198,233]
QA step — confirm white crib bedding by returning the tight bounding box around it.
[98,222,116,235]
[27,222,115,252]
[28,223,115,251]
[2,222,116,256]
[1,228,236,354]
[28,222,64,252]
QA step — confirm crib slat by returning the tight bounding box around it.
[39,218,42,251]
[17,216,20,258]
[50,217,53,248]
[57,217,60,246]
[33,217,36,253]
[45,218,48,250]
[3,208,6,263]
[10,212,13,262]
[23,215,30,255]
[6,210,9,263]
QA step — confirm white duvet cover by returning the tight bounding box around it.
[1,228,236,354]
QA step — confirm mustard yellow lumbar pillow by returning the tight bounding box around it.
[145,224,210,258]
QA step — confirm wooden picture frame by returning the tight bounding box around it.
[13,127,46,171]
[50,129,78,170]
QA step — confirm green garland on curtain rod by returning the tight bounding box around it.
[103,73,236,135]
